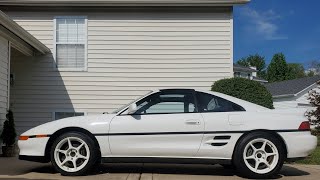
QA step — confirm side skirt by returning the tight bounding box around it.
[101,157,232,165]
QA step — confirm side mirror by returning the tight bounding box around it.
[127,103,137,115]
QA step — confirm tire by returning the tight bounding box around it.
[50,132,99,176]
[233,132,285,179]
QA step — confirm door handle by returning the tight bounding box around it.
[185,120,201,125]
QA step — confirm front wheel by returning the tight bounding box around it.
[50,132,99,176]
[233,132,285,179]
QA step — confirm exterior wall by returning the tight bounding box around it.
[0,36,9,132]
[6,8,233,134]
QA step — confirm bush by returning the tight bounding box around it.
[211,78,274,109]
[305,83,320,129]
[0,110,16,146]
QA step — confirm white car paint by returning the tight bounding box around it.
[18,89,317,162]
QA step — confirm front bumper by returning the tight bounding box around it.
[279,131,317,158]
[18,137,50,156]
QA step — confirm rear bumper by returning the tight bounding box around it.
[279,131,317,158]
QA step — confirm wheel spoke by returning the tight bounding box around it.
[261,141,267,151]
[72,159,77,170]
[77,154,88,160]
[245,155,255,160]
[266,153,277,157]
[76,142,85,151]
[250,143,257,151]
[254,161,260,172]
[264,160,271,168]
[67,138,73,149]
[61,158,69,166]
[55,149,67,155]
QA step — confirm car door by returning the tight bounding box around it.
[109,89,204,157]
[195,91,246,159]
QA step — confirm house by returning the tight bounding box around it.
[0,0,250,135]
[233,64,268,83]
[264,75,320,109]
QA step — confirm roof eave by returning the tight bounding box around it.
[272,94,295,99]
[0,10,50,55]
[0,0,250,6]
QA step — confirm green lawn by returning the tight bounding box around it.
[295,136,320,165]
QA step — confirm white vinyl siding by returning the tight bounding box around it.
[7,8,233,134]
[0,36,9,130]
[54,17,87,71]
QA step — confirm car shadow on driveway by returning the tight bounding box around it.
[27,163,310,178]
[0,156,310,179]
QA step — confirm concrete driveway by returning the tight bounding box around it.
[0,157,319,180]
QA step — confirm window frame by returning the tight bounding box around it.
[119,89,199,116]
[52,111,87,121]
[195,92,246,113]
[53,16,88,72]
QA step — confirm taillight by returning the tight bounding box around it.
[298,121,311,131]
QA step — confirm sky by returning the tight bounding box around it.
[234,0,320,67]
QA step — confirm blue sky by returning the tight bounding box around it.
[234,0,320,67]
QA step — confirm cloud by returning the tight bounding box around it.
[239,7,287,40]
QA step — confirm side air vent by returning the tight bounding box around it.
[211,143,228,146]
[213,136,231,140]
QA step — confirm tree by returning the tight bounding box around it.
[307,71,315,77]
[287,63,306,80]
[0,110,16,146]
[305,83,320,131]
[267,53,289,82]
[211,78,274,109]
[236,54,266,78]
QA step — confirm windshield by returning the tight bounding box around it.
[111,91,153,114]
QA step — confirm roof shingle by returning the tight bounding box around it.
[264,75,320,97]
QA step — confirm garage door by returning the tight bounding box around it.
[0,36,9,129]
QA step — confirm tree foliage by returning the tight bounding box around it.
[0,110,16,146]
[287,63,306,80]
[267,53,289,82]
[236,54,266,78]
[211,78,274,109]
[305,83,320,130]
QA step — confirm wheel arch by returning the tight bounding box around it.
[44,127,101,162]
[232,129,288,161]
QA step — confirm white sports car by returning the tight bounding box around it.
[18,89,317,178]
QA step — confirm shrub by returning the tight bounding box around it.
[0,110,17,146]
[305,82,320,129]
[211,78,274,109]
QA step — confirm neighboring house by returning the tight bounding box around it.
[265,75,320,109]
[233,64,268,83]
[0,0,249,135]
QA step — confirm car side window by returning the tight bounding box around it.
[134,91,196,115]
[196,92,245,112]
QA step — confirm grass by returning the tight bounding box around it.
[295,136,320,165]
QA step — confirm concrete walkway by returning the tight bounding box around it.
[0,157,319,180]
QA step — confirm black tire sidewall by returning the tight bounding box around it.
[233,132,285,179]
[50,132,99,176]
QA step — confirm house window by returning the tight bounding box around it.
[54,112,85,120]
[54,17,87,70]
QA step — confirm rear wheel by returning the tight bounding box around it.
[233,132,285,179]
[50,132,99,176]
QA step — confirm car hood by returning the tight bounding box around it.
[21,114,117,136]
